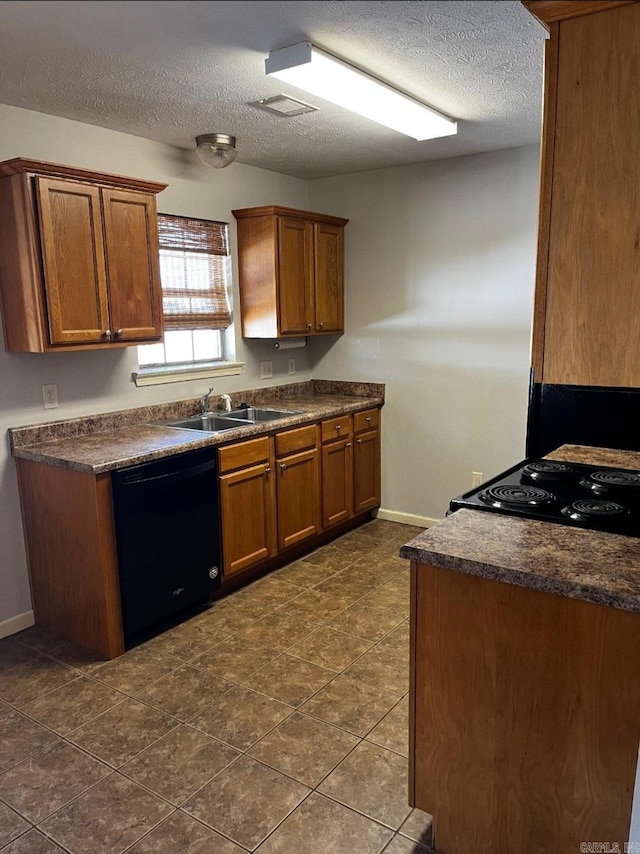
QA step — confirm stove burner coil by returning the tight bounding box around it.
[588,470,640,487]
[478,484,555,508]
[562,498,628,522]
[522,461,574,481]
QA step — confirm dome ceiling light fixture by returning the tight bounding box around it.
[265,42,457,141]
[195,133,238,168]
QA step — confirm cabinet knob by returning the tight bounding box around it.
[335,424,342,431]
[307,322,312,329]
[319,322,324,329]
[357,438,363,444]
[265,466,271,474]
[346,442,352,448]
[280,463,287,471]
[365,416,371,422]
[114,329,123,338]
[103,329,112,340]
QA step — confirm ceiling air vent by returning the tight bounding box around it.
[250,95,318,117]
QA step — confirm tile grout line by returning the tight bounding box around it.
[0,522,419,852]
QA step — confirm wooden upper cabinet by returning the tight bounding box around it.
[0,158,166,352]
[277,217,314,334]
[525,1,640,386]
[101,188,162,342]
[314,221,344,333]
[233,205,348,338]
[36,177,110,345]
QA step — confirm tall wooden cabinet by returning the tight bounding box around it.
[232,205,348,338]
[524,0,640,387]
[0,159,166,352]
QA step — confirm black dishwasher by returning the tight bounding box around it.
[111,447,221,641]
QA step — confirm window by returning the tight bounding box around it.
[137,214,233,372]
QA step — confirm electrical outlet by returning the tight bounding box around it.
[472,471,484,488]
[42,384,58,410]
[288,357,296,375]
[260,360,273,379]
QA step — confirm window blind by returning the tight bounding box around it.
[157,214,231,330]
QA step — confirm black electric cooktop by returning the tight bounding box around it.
[449,459,640,537]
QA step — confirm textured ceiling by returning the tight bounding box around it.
[0,0,546,179]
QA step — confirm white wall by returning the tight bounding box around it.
[0,103,313,630]
[0,101,540,632]
[309,145,539,524]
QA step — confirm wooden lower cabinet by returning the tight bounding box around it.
[15,459,125,659]
[322,438,354,528]
[13,405,382,660]
[220,408,381,581]
[217,421,334,578]
[354,427,381,513]
[276,447,321,550]
[411,562,640,853]
[218,438,276,577]
[321,414,355,532]
[275,424,321,551]
[321,408,381,529]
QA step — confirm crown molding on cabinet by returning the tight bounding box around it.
[0,158,167,193]
[522,0,637,29]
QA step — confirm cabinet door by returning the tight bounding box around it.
[276,447,321,550]
[35,176,110,345]
[541,4,640,386]
[322,438,354,529]
[314,221,344,333]
[219,461,276,577]
[277,216,314,334]
[354,429,381,513]
[101,188,163,342]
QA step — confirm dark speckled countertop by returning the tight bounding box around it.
[9,380,384,474]
[400,444,640,614]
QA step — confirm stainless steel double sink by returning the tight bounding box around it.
[163,407,302,433]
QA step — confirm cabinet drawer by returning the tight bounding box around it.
[218,436,272,474]
[321,415,353,443]
[275,424,317,457]
[354,408,379,434]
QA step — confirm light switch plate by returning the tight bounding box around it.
[288,357,296,375]
[260,360,273,379]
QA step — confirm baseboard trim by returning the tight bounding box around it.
[375,508,440,528]
[0,610,35,640]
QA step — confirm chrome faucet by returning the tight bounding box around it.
[201,387,214,414]
[220,394,232,412]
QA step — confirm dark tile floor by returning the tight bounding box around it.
[0,519,433,853]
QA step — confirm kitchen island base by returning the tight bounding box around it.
[410,561,640,853]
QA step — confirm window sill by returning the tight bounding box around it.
[132,361,245,387]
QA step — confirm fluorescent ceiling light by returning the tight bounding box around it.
[265,42,457,142]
